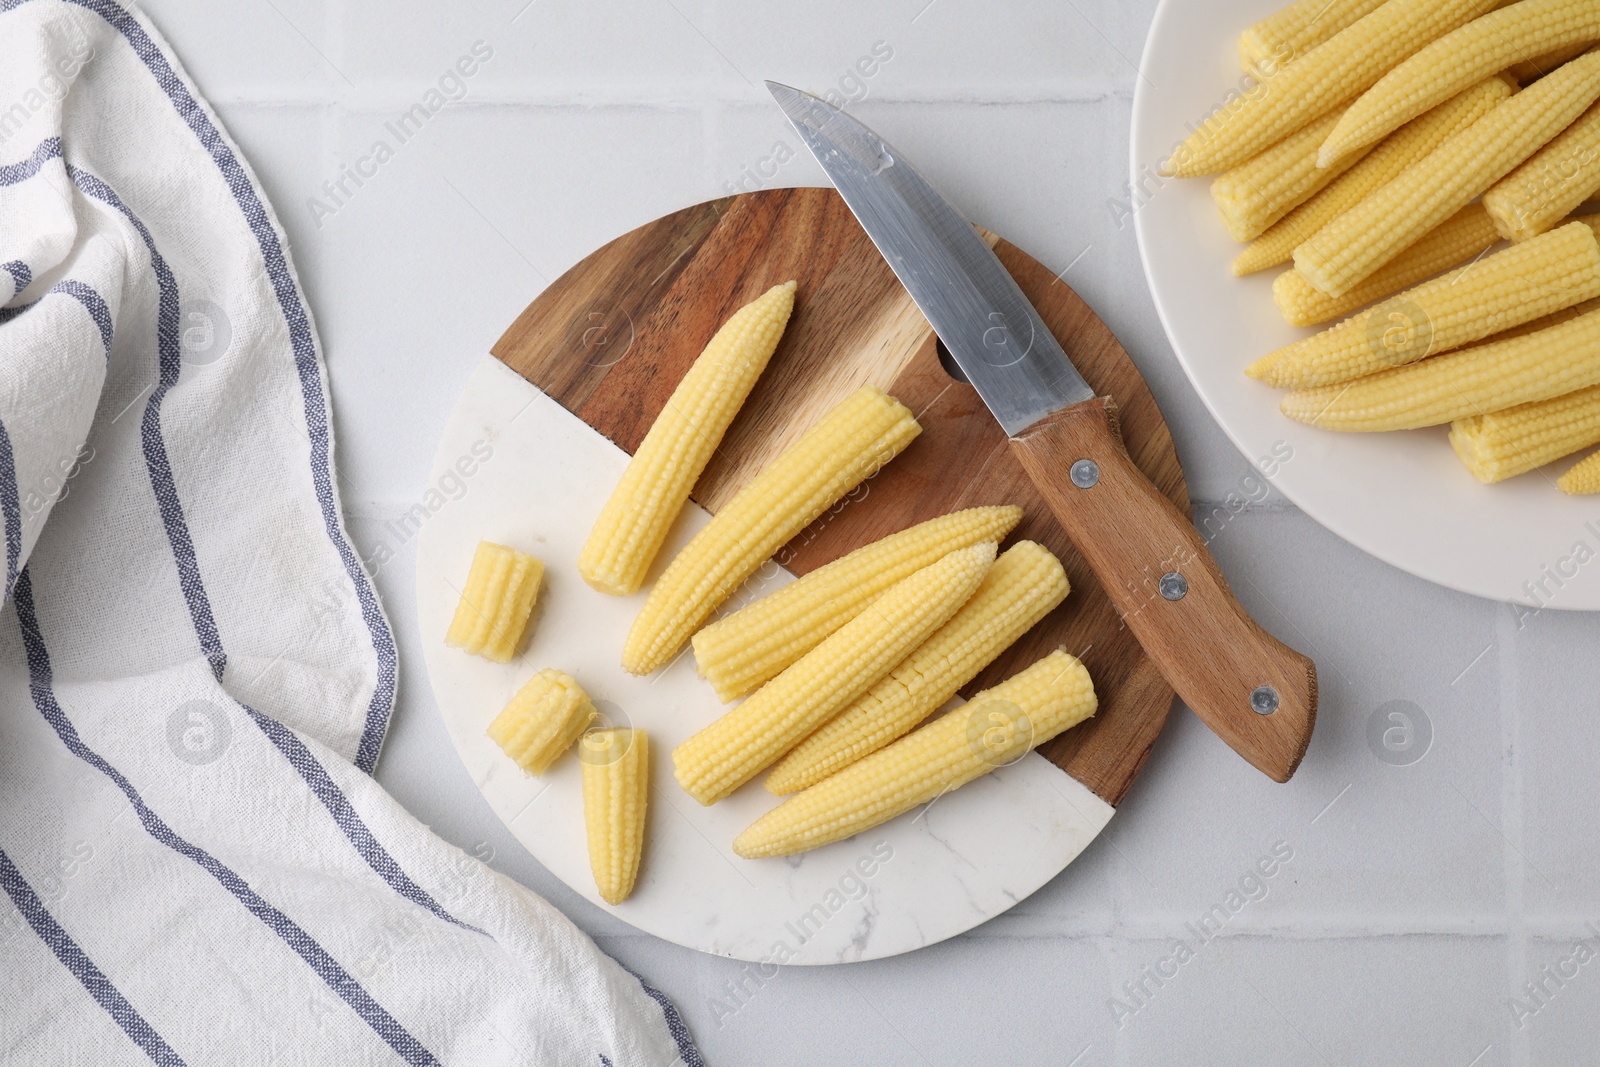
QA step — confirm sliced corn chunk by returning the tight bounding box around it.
[1162,0,1499,178]
[486,668,597,775]
[1273,204,1500,327]
[1233,76,1511,276]
[445,541,544,662]
[733,650,1096,859]
[1296,51,1600,298]
[580,281,796,596]
[1210,110,1370,243]
[1252,220,1600,387]
[1559,449,1600,493]
[692,505,1023,702]
[1280,305,1600,431]
[1449,384,1600,483]
[580,728,648,905]
[765,540,1069,796]
[1484,101,1600,241]
[1319,0,1600,166]
[622,386,921,676]
[1238,0,1388,79]
[672,543,996,806]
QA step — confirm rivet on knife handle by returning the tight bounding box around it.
[1012,396,1318,782]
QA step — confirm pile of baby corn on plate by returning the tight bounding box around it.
[1163,0,1600,493]
[445,280,1096,904]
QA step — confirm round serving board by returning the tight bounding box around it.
[417,187,1188,962]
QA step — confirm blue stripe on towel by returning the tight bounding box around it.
[0,418,21,599]
[12,569,443,1067]
[0,136,61,183]
[3,259,31,297]
[0,845,187,1065]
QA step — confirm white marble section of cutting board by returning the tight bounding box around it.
[415,355,1115,963]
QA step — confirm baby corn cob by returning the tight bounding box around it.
[486,669,597,775]
[579,281,796,596]
[1449,384,1600,482]
[1280,305,1600,431]
[622,386,921,676]
[1238,0,1387,78]
[1251,220,1600,387]
[764,541,1069,796]
[445,541,544,662]
[1210,110,1370,243]
[1510,42,1592,85]
[733,650,1097,859]
[1233,77,1511,276]
[691,505,1023,702]
[580,728,648,905]
[1559,449,1600,493]
[1296,51,1600,298]
[672,543,995,805]
[1273,204,1500,326]
[1162,0,1499,178]
[1484,101,1600,241]
[1318,0,1600,167]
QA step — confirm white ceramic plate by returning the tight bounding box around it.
[1132,0,1600,611]
[416,357,1115,964]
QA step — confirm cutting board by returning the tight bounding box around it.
[416,186,1187,963]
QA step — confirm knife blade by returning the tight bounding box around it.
[768,81,1317,782]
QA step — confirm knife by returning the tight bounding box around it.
[767,81,1316,783]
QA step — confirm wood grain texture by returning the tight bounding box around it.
[491,186,1188,808]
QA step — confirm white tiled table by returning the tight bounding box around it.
[142,0,1600,1061]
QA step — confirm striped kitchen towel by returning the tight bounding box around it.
[0,2,700,1064]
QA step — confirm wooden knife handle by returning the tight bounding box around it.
[1011,397,1316,782]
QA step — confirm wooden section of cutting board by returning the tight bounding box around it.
[492,187,1185,808]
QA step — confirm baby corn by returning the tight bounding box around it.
[1162,0,1498,178]
[1510,42,1593,85]
[1211,110,1368,243]
[1238,0,1387,79]
[1252,221,1600,388]
[1449,384,1600,483]
[581,728,648,905]
[1273,204,1500,327]
[1319,0,1600,166]
[691,505,1023,702]
[486,669,597,776]
[764,541,1069,796]
[1296,51,1600,299]
[1233,76,1511,276]
[579,281,795,596]
[733,651,1096,860]
[622,386,921,675]
[1484,101,1600,242]
[672,543,996,805]
[1280,306,1600,431]
[445,541,544,662]
[1559,449,1600,493]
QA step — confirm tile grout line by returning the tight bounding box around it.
[1498,606,1529,1067]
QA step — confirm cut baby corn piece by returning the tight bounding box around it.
[1449,383,1600,483]
[1318,0,1600,166]
[1238,0,1387,79]
[1484,101,1600,241]
[1273,204,1500,326]
[1510,42,1592,85]
[1252,220,1600,388]
[764,540,1069,796]
[1559,449,1600,493]
[579,281,796,596]
[486,669,597,775]
[1280,305,1600,431]
[1161,0,1499,177]
[445,541,544,662]
[1210,110,1370,243]
[580,728,648,905]
[622,386,921,676]
[733,650,1096,859]
[691,505,1023,702]
[673,543,996,806]
[1233,76,1512,276]
[1296,51,1600,299]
